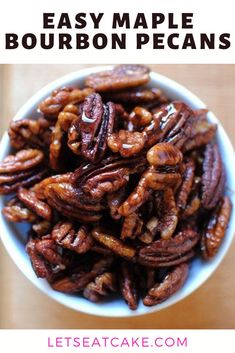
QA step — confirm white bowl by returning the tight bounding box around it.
[1,66,235,317]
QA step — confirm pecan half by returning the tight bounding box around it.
[201,196,232,259]
[201,143,225,209]
[83,272,117,302]
[143,263,189,306]
[52,222,94,254]
[92,227,136,260]
[121,212,143,240]
[85,65,150,92]
[68,93,115,162]
[2,197,37,223]
[38,87,93,117]
[107,130,147,157]
[176,159,195,210]
[51,257,114,293]
[17,187,52,220]
[120,261,138,310]
[138,229,199,267]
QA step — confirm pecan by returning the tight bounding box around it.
[201,196,232,259]
[44,182,104,222]
[201,143,225,209]
[138,229,199,267]
[52,222,94,254]
[32,173,73,200]
[2,197,37,223]
[8,118,52,150]
[182,109,217,152]
[143,263,189,306]
[17,187,52,220]
[107,187,127,220]
[147,142,183,167]
[32,220,52,236]
[128,107,153,130]
[176,159,195,210]
[51,257,114,293]
[0,149,46,194]
[83,272,117,302]
[85,65,150,92]
[26,237,67,279]
[121,212,143,240]
[155,188,178,240]
[120,261,138,310]
[73,156,146,200]
[92,227,136,260]
[102,87,167,105]
[107,130,147,157]
[38,87,93,117]
[68,93,115,162]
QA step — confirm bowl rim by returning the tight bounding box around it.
[0,66,235,318]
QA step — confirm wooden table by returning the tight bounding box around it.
[1,64,235,329]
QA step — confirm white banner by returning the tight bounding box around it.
[0,0,234,63]
[0,329,235,353]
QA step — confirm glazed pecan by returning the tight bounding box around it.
[92,227,136,260]
[26,237,67,279]
[9,118,52,150]
[107,187,127,220]
[121,212,143,240]
[32,173,73,200]
[128,107,153,130]
[73,156,145,200]
[147,142,183,167]
[138,229,199,267]
[17,188,52,220]
[201,196,232,259]
[52,222,94,254]
[83,272,117,302]
[182,109,217,152]
[102,87,167,105]
[201,143,225,209]
[2,197,37,223]
[44,182,104,222]
[85,65,150,92]
[0,149,46,194]
[68,93,115,162]
[32,220,52,236]
[51,257,114,293]
[107,130,147,157]
[143,263,189,306]
[120,261,138,310]
[176,159,195,210]
[38,87,93,117]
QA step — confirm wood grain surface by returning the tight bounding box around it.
[0,64,235,329]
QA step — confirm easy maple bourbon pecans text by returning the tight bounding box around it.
[0,65,232,310]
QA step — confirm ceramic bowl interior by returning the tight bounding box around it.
[0,66,235,317]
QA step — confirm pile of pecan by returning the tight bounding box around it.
[0,65,232,310]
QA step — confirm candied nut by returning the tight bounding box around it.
[52,257,114,293]
[138,229,199,267]
[143,263,189,306]
[201,143,225,209]
[52,222,94,254]
[8,118,52,150]
[176,159,195,210]
[38,87,93,117]
[155,188,178,240]
[85,65,150,92]
[92,227,136,260]
[182,109,217,152]
[102,87,167,105]
[107,130,147,157]
[32,220,52,236]
[147,143,183,167]
[68,93,115,162]
[2,197,37,223]
[58,104,79,131]
[120,261,138,310]
[121,212,143,240]
[45,182,104,222]
[128,106,153,129]
[107,187,127,220]
[0,149,44,174]
[17,188,52,220]
[201,196,232,259]
[26,237,67,279]
[73,155,146,200]
[32,173,73,200]
[139,216,159,244]
[0,148,46,194]
[83,272,116,302]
